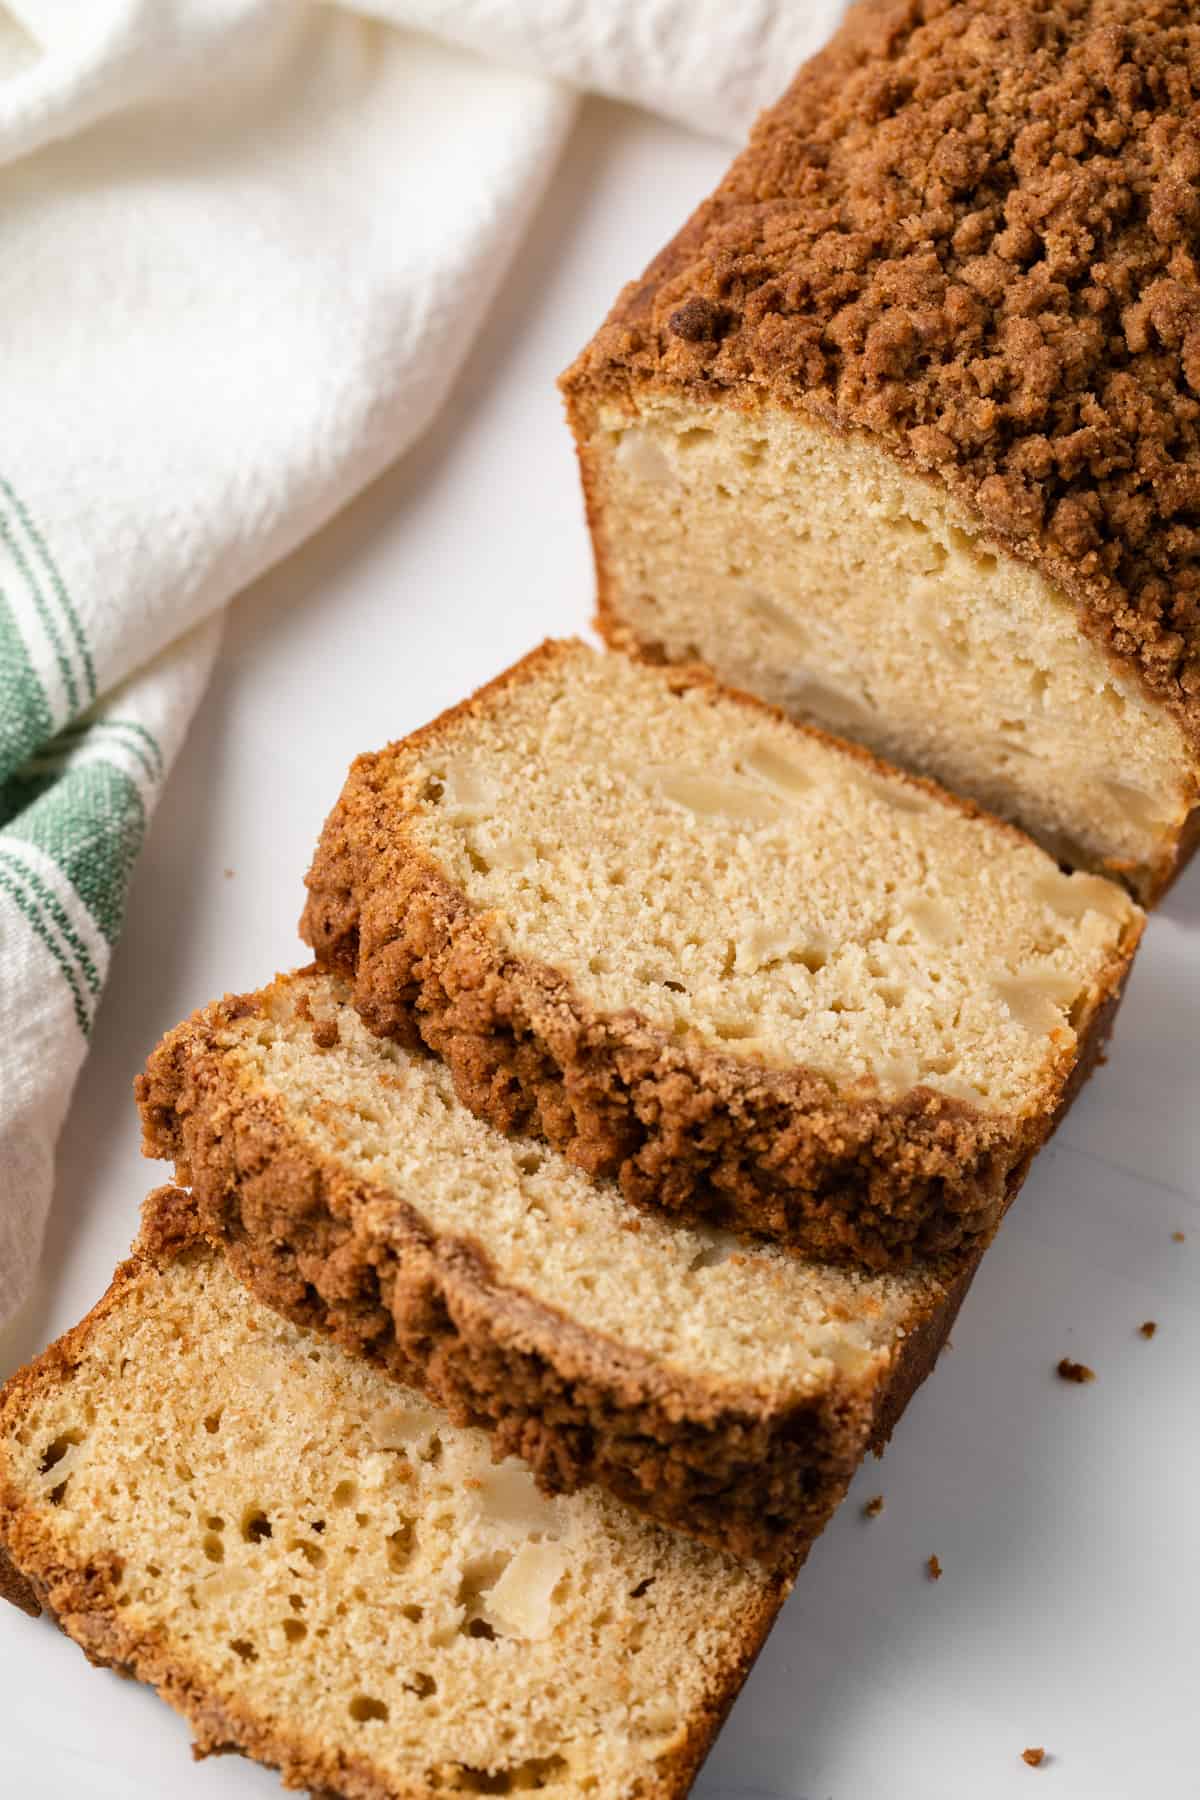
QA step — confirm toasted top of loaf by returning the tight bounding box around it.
[562,0,1200,746]
[0,1190,785,1800]
[311,641,1138,1122]
[143,970,947,1403]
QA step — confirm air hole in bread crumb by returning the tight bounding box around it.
[629,1577,655,1599]
[230,1637,258,1663]
[466,846,491,875]
[402,1602,424,1623]
[444,1766,514,1794]
[281,1618,307,1643]
[948,526,996,572]
[241,1508,272,1543]
[291,1539,326,1569]
[515,1150,544,1175]
[203,1411,222,1434]
[789,945,828,973]
[457,1551,510,1623]
[386,1522,415,1572]
[39,1431,82,1474]
[202,1533,225,1564]
[466,1617,497,1641]
[331,1480,357,1508]
[205,1515,225,1532]
[349,1695,389,1724]
[406,1671,437,1699]
[49,1479,70,1506]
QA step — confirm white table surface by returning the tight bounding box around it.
[1,94,1197,1800]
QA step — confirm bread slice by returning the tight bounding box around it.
[0,1188,788,1800]
[138,967,981,1564]
[299,639,1140,1269]
[560,0,1200,904]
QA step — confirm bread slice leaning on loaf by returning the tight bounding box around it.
[139,968,983,1565]
[561,0,1200,904]
[0,1188,787,1800]
[300,639,1141,1270]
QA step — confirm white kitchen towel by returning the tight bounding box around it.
[0,0,840,1327]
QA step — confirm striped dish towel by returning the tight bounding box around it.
[0,0,839,1330]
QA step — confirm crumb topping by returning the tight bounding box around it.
[926,1552,942,1580]
[1056,1356,1096,1382]
[570,0,1200,744]
[863,1494,885,1518]
[1022,1746,1047,1768]
[1139,1319,1158,1338]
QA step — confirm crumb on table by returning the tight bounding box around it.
[1172,1231,1186,1243]
[863,1494,884,1519]
[1056,1357,1095,1384]
[1139,1321,1158,1340]
[926,1553,942,1581]
[1022,1747,1046,1768]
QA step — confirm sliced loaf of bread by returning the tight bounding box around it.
[301,639,1141,1268]
[560,0,1200,903]
[138,969,977,1564]
[0,1188,787,1800]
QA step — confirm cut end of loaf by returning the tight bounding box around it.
[561,0,1200,794]
[0,1198,785,1799]
[569,394,1199,904]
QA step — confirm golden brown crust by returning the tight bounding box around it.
[299,641,1141,1267]
[0,1189,791,1800]
[561,0,1200,762]
[134,987,967,1566]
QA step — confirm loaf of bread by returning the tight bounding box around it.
[561,0,1200,903]
[138,968,981,1565]
[300,639,1140,1269]
[0,1188,789,1800]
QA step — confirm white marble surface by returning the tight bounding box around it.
[1,97,1197,1800]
